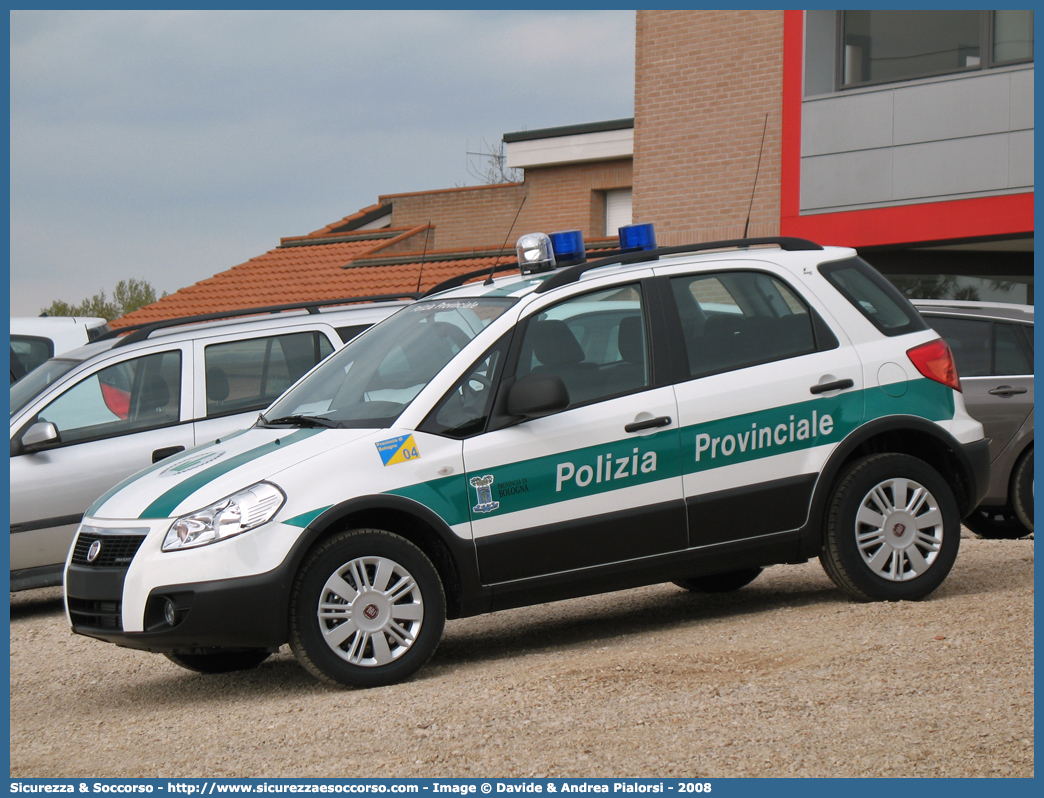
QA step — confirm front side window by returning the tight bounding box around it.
[670,271,819,379]
[513,284,649,408]
[34,351,181,445]
[264,298,515,429]
[422,340,508,439]
[841,10,1033,88]
[926,317,1033,377]
[205,331,335,418]
[925,317,991,377]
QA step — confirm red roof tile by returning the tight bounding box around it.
[112,230,523,328]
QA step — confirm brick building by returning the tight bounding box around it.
[627,9,1033,303]
[119,8,1033,327]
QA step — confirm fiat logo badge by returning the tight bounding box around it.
[893,523,907,538]
[363,604,380,620]
[86,540,102,563]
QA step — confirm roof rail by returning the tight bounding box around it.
[101,293,421,348]
[534,237,823,294]
[422,262,521,297]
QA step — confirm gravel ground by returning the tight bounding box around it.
[10,532,1034,779]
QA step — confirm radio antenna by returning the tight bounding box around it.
[484,195,527,285]
[414,225,432,294]
[743,113,769,240]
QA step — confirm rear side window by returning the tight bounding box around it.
[11,335,54,374]
[993,323,1033,375]
[336,324,371,343]
[669,271,826,379]
[819,257,928,336]
[205,331,335,417]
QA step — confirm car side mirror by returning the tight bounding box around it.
[21,421,60,452]
[507,374,570,419]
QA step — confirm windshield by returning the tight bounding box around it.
[262,297,515,429]
[10,358,81,417]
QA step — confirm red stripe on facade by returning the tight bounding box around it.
[783,194,1034,248]
[779,10,1034,248]
[781,9,805,224]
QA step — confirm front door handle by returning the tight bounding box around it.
[153,446,185,463]
[988,385,1028,397]
[625,416,672,433]
[810,378,854,395]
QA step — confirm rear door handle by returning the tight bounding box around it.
[988,385,1028,396]
[810,378,854,395]
[152,446,185,463]
[625,416,672,433]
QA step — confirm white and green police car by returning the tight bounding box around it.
[66,227,991,688]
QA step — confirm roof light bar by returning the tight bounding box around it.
[516,233,556,275]
[618,223,657,252]
[548,230,587,268]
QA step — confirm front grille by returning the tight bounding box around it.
[67,597,123,631]
[71,533,147,567]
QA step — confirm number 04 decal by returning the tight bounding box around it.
[375,434,421,466]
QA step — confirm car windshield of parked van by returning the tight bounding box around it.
[10,358,81,417]
[261,297,515,429]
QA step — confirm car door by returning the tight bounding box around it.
[660,265,864,547]
[191,328,338,445]
[923,314,1034,463]
[455,279,686,586]
[10,345,193,575]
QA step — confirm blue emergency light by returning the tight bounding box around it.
[548,230,587,267]
[618,223,657,252]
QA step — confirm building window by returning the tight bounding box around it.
[840,10,1033,89]
[604,188,632,235]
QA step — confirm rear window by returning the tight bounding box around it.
[819,257,928,337]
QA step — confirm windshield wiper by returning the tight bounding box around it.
[259,413,341,429]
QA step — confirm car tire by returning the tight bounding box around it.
[165,649,271,674]
[819,454,960,602]
[288,529,445,689]
[1011,448,1033,534]
[674,567,763,593]
[963,506,1029,540]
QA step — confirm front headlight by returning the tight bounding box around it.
[162,482,286,551]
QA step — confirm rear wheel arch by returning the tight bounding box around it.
[801,416,979,558]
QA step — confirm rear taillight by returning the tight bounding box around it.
[907,338,962,392]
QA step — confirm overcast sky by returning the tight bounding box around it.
[8,9,636,317]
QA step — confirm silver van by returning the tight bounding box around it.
[10,296,415,591]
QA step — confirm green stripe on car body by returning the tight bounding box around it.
[139,428,322,519]
[284,506,334,529]
[273,379,959,531]
[406,379,953,525]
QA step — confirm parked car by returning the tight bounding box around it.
[63,228,989,688]
[10,316,110,383]
[913,300,1033,539]
[9,295,416,591]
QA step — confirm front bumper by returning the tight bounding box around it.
[66,559,297,652]
[63,526,309,651]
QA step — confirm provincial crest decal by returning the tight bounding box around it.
[469,475,500,514]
